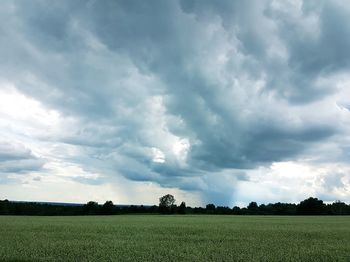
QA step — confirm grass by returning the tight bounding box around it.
[0,215,349,261]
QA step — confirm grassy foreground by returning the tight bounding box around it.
[0,215,349,261]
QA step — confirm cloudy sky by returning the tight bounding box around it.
[1,0,350,206]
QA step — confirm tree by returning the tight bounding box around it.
[83,201,99,215]
[159,194,175,214]
[329,201,349,215]
[297,197,326,215]
[101,201,115,215]
[206,203,216,214]
[0,199,10,215]
[178,201,186,214]
[247,202,258,214]
[232,206,241,215]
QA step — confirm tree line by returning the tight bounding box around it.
[0,196,349,216]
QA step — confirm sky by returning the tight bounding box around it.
[0,0,350,207]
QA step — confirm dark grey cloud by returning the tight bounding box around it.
[0,141,44,175]
[0,0,349,204]
[262,1,350,103]
[0,141,33,161]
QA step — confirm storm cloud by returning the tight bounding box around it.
[0,0,349,205]
[0,141,44,185]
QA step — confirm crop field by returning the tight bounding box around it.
[0,215,349,261]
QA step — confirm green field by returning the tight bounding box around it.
[0,215,349,261]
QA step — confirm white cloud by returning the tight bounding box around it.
[152,147,165,163]
[235,161,350,206]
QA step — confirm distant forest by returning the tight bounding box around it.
[0,196,349,216]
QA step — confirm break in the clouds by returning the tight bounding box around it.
[0,0,350,206]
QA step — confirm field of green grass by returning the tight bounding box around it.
[0,215,349,261]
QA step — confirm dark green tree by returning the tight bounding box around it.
[206,203,216,214]
[329,201,349,215]
[159,194,175,214]
[178,201,186,214]
[0,199,10,215]
[297,197,326,215]
[101,201,115,215]
[247,202,259,214]
[83,201,99,215]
